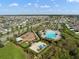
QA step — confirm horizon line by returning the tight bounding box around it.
[0,14,79,16]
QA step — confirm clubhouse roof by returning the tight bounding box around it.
[16,32,36,42]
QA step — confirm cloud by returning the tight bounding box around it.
[51,1,59,7]
[24,3,32,7]
[67,0,79,3]
[24,3,38,8]
[40,5,51,8]
[27,3,32,6]
[9,3,19,7]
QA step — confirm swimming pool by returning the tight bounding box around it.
[45,30,57,39]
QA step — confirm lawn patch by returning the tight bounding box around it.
[0,42,26,59]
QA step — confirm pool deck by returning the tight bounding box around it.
[40,30,61,41]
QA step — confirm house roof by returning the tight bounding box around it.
[20,32,36,42]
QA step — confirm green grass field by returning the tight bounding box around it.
[0,42,26,59]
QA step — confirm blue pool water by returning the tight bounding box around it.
[39,44,46,49]
[45,31,56,39]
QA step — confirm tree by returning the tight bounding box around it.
[0,33,3,37]
[69,48,77,56]
[0,40,4,48]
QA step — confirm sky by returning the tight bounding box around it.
[0,0,79,15]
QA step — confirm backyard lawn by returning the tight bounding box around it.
[0,42,26,59]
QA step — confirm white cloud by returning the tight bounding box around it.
[40,5,51,8]
[27,3,32,6]
[9,3,19,7]
[67,0,79,3]
[24,3,38,8]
